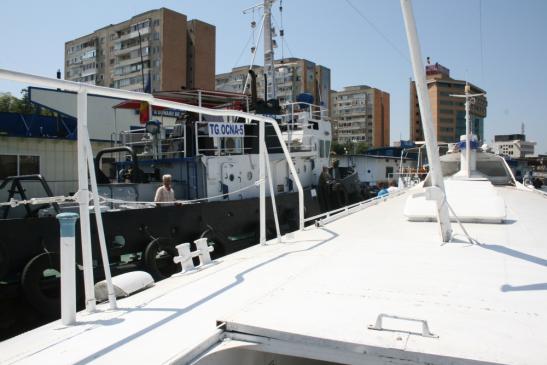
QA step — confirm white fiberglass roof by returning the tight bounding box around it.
[1,183,546,365]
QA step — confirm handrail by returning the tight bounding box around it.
[0,68,304,229]
[0,67,305,316]
[304,188,408,225]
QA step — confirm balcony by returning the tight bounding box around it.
[113,41,149,56]
[115,54,150,68]
[81,68,97,77]
[117,27,151,42]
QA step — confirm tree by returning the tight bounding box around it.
[331,141,346,156]
[354,142,369,154]
[0,89,53,116]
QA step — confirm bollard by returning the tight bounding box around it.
[57,212,79,325]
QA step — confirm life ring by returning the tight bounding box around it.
[144,238,180,281]
[200,227,224,259]
[21,252,61,317]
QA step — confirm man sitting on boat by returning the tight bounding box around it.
[154,174,176,206]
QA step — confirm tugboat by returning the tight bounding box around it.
[0,6,361,339]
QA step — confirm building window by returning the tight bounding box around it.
[0,155,17,179]
[0,155,40,179]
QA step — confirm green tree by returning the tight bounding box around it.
[330,141,346,156]
[0,89,53,116]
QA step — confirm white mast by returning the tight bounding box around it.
[451,83,486,177]
[263,0,276,100]
[400,0,452,242]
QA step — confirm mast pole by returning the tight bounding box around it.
[400,0,452,242]
[263,0,276,100]
[451,84,485,177]
[464,84,471,177]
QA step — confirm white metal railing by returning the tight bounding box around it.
[388,171,428,188]
[282,101,328,121]
[120,129,187,159]
[0,67,305,321]
[304,188,408,226]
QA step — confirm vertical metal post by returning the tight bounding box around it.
[76,88,96,312]
[198,90,203,123]
[268,120,304,230]
[57,212,79,326]
[263,142,281,241]
[259,120,266,244]
[400,0,452,242]
[243,14,265,95]
[263,0,277,99]
[84,132,117,310]
[464,84,471,177]
[183,122,187,158]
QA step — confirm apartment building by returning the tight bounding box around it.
[65,8,215,93]
[410,62,487,143]
[493,134,536,158]
[330,85,390,148]
[215,58,331,110]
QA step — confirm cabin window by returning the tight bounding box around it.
[0,154,40,179]
[0,155,17,179]
[319,140,325,158]
[19,155,40,175]
[385,166,394,179]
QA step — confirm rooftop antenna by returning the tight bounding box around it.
[400,0,452,242]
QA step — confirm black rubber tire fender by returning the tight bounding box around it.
[21,252,61,317]
[0,241,9,280]
[144,238,180,281]
[199,227,224,259]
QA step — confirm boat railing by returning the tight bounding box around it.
[0,67,305,318]
[304,187,408,226]
[282,101,328,122]
[388,171,428,188]
[119,127,187,159]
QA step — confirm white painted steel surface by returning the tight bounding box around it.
[401,0,452,242]
[1,184,546,364]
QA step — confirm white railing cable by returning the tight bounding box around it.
[98,181,260,206]
[0,67,304,229]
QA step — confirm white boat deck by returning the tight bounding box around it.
[1,185,546,364]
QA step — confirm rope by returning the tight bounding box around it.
[439,192,480,245]
[344,0,410,64]
[98,180,263,206]
[1,180,265,209]
[0,192,80,208]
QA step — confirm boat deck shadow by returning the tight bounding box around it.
[501,283,547,292]
[71,227,339,365]
[479,243,547,267]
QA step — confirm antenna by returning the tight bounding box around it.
[242,0,278,99]
[521,122,525,135]
[263,0,277,99]
[450,83,486,178]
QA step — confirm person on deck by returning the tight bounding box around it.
[318,166,333,212]
[154,174,176,206]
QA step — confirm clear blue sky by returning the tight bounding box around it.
[1,0,546,152]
